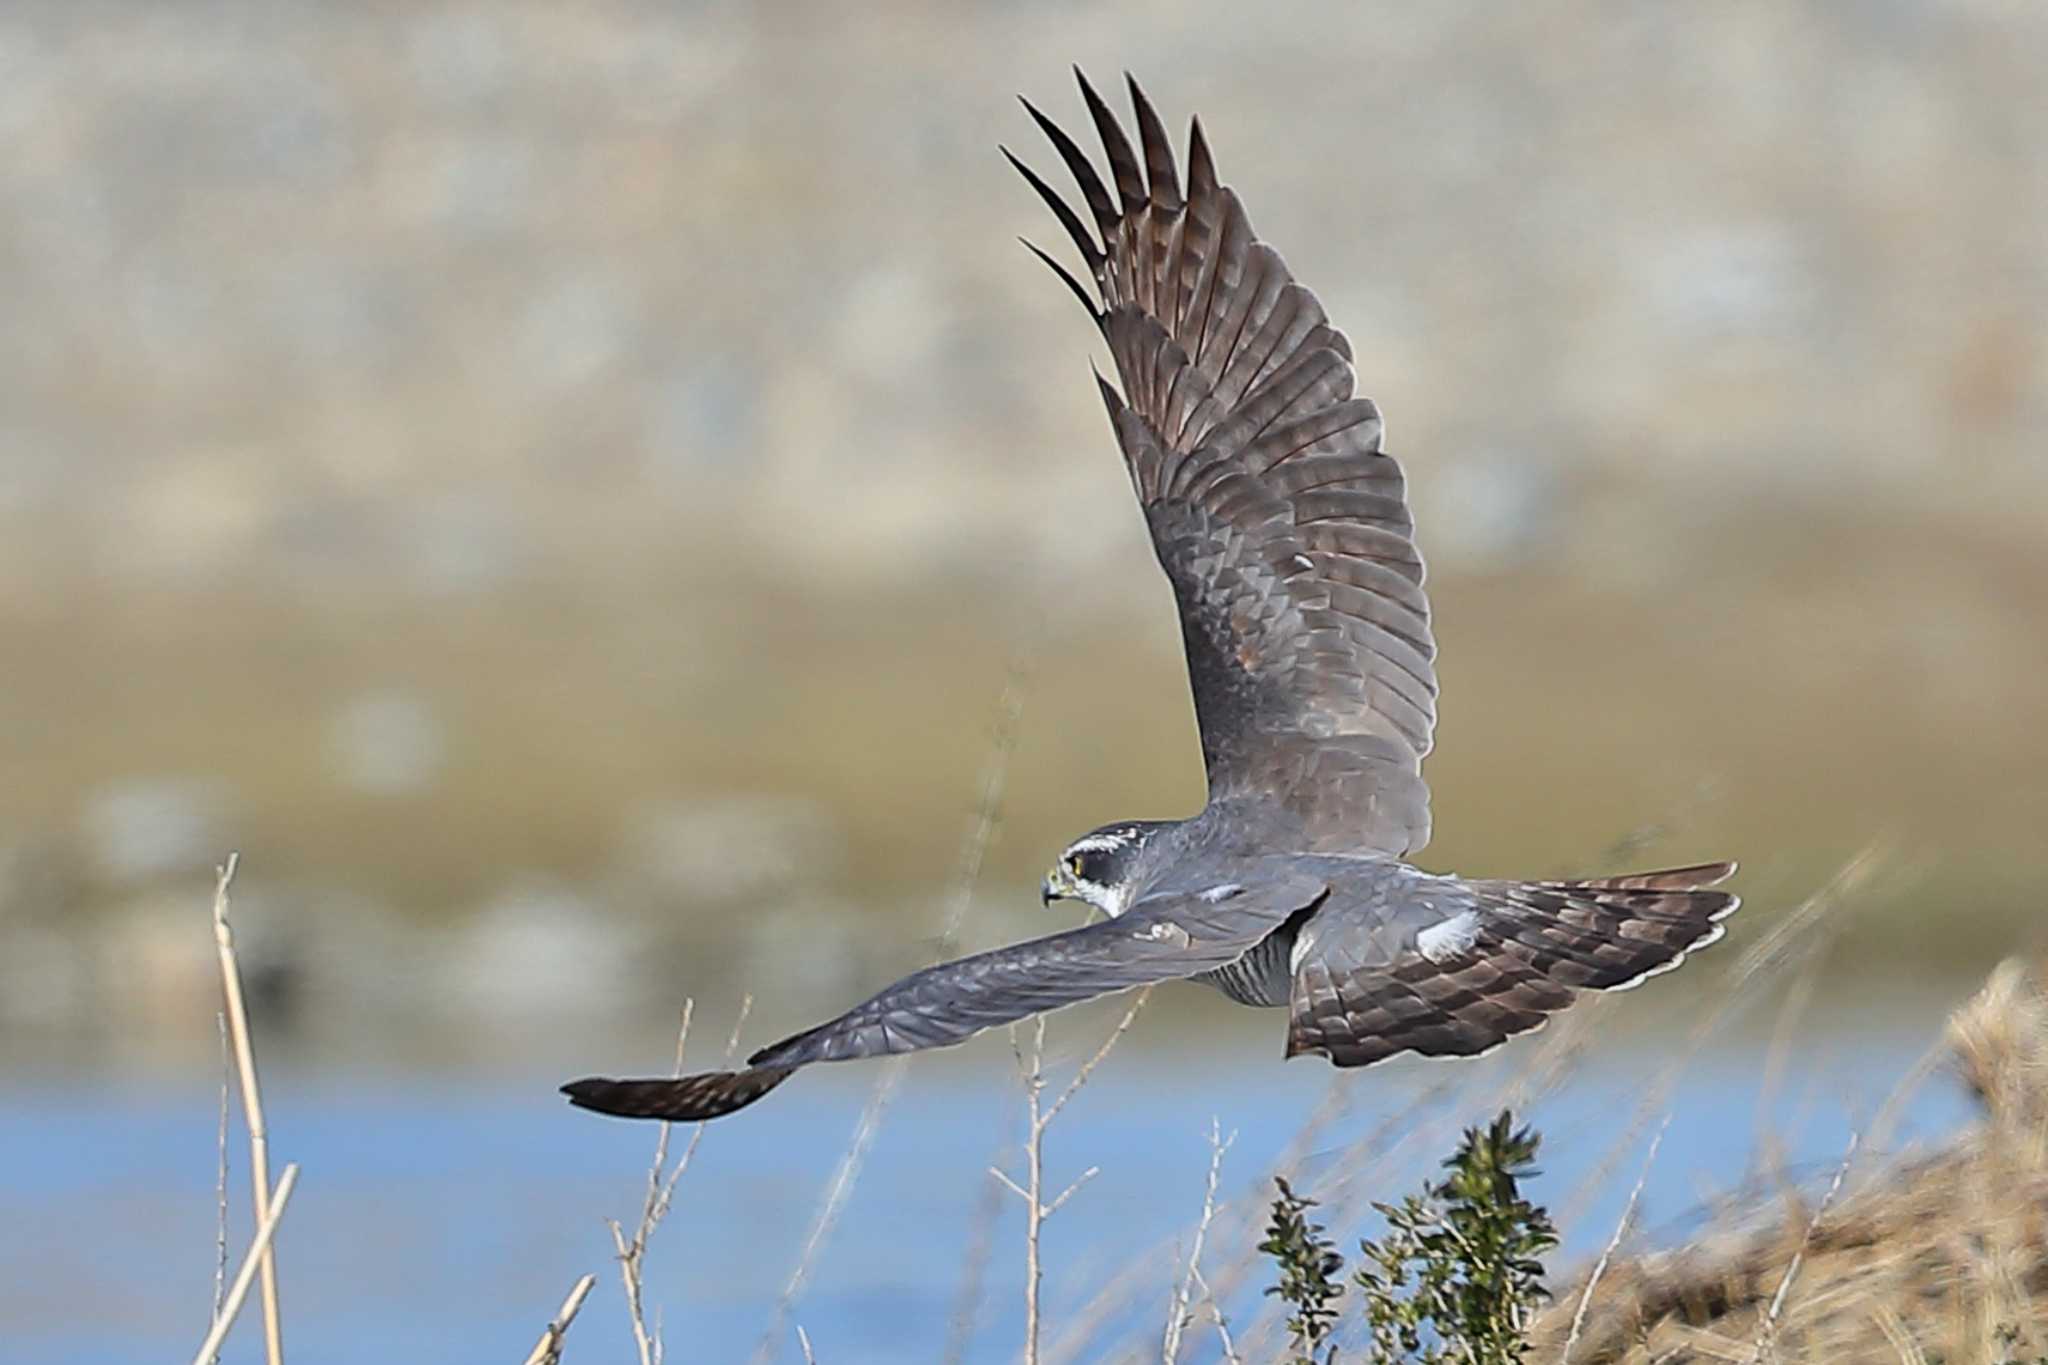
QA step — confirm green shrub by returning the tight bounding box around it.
[1260,1176,1348,1363]
[1260,1109,1558,1364]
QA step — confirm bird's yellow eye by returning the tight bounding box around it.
[1067,856,1084,878]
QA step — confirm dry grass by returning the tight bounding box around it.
[604,997,753,1365]
[1161,1118,1241,1364]
[196,857,614,1365]
[200,854,288,1365]
[190,1164,300,1365]
[736,658,1038,1365]
[1530,954,2048,1364]
[520,1274,598,1365]
[995,992,1154,1365]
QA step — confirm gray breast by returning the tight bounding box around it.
[1196,918,1298,1007]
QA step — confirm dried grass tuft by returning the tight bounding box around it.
[1531,953,2048,1364]
[1948,957,2048,1148]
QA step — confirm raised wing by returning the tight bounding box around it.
[1012,73,1438,855]
[564,870,1328,1122]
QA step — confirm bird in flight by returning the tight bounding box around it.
[564,72,1737,1124]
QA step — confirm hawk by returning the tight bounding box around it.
[564,73,1737,1123]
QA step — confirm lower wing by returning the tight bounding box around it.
[565,871,1327,1121]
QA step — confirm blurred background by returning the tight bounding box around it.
[1,2,2043,1362]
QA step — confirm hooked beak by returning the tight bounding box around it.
[1040,877,1059,907]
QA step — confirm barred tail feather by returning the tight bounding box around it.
[1470,860,1739,993]
[1283,860,1739,1069]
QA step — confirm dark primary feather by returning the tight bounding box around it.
[1015,72,1438,857]
[562,1067,795,1123]
[563,871,1329,1122]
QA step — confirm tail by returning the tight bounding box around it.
[560,1065,796,1122]
[1466,859,1739,992]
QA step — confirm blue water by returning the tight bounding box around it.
[0,1000,1975,1365]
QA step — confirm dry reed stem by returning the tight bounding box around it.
[1161,1118,1235,1363]
[610,999,749,1365]
[1753,952,1823,1144]
[998,989,1152,1365]
[610,1000,694,1365]
[1183,1074,1376,1301]
[1505,994,1609,1113]
[933,655,1031,963]
[212,1009,230,1335]
[1557,846,1879,1233]
[1747,1129,1861,1363]
[1137,1077,1355,1350]
[750,1054,904,1365]
[1565,1108,1676,1363]
[1868,1302,1926,1365]
[521,1273,597,1365]
[190,1162,300,1365]
[1862,1037,1947,1160]
[941,1132,1007,1365]
[750,658,1031,1365]
[642,1005,700,1214]
[211,853,285,1365]
[1316,1033,1557,1221]
[1189,1263,1242,1365]
[1074,1067,1354,1358]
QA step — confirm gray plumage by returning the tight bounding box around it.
[563,73,1739,1125]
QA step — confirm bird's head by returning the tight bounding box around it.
[1041,822,1164,919]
